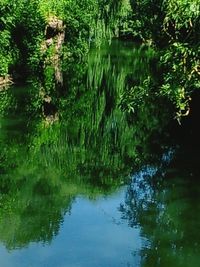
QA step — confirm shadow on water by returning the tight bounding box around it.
[0,40,199,267]
[120,136,200,267]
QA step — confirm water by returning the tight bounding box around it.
[0,40,200,267]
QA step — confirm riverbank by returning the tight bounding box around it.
[0,0,199,123]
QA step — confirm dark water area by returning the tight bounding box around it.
[0,40,200,267]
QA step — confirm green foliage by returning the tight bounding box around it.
[0,0,45,77]
[120,0,200,119]
[160,42,200,119]
[164,0,200,43]
[0,0,130,78]
[0,0,199,120]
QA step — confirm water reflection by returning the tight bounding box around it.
[0,40,196,266]
[120,146,200,267]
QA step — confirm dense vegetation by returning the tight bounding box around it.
[0,0,128,77]
[0,0,199,252]
[0,0,199,118]
[119,0,200,119]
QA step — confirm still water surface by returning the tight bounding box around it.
[0,41,200,267]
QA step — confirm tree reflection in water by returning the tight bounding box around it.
[120,146,200,267]
[0,40,174,258]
